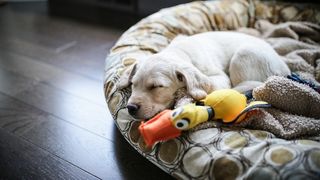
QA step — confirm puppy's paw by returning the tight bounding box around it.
[189,89,207,100]
[174,88,194,108]
[174,97,194,109]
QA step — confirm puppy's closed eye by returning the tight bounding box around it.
[147,84,164,90]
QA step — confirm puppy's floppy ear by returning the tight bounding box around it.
[117,63,137,89]
[176,67,213,100]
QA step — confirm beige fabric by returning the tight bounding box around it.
[236,76,320,139]
[235,20,320,139]
[254,77,320,119]
[104,0,320,179]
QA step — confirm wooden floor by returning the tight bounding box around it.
[0,2,174,179]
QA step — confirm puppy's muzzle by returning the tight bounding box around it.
[127,103,140,116]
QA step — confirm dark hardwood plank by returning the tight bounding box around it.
[0,36,115,82]
[0,2,122,45]
[0,1,122,81]
[0,128,99,180]
[0,66,112,140]
[0,92,121,179]
[0,50,105,106]
[0,93,173,180]
[0,65,38,96]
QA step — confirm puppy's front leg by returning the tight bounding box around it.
[232,81,263,93]
[207,73,232,90]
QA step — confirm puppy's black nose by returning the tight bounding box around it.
[127,104,139,116]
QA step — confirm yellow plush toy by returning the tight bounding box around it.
[139,89,271,147]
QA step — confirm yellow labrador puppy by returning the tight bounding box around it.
[119,31,290,119]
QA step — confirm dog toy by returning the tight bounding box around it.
[139,89,271,147]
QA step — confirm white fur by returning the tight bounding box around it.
[120,31,290,119]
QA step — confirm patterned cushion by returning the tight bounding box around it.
[104,0,320,179]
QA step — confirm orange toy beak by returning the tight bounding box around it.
[139,110,182,147]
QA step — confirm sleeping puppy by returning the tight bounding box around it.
[119,31,290,120]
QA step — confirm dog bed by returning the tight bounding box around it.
[104,0,320,179]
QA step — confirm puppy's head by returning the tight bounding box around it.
[118,56,213,120]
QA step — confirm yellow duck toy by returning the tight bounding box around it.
[139,89,271,147]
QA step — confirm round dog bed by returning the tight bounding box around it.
[104,0,320,179]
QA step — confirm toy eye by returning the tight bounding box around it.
[174,119,190,130]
